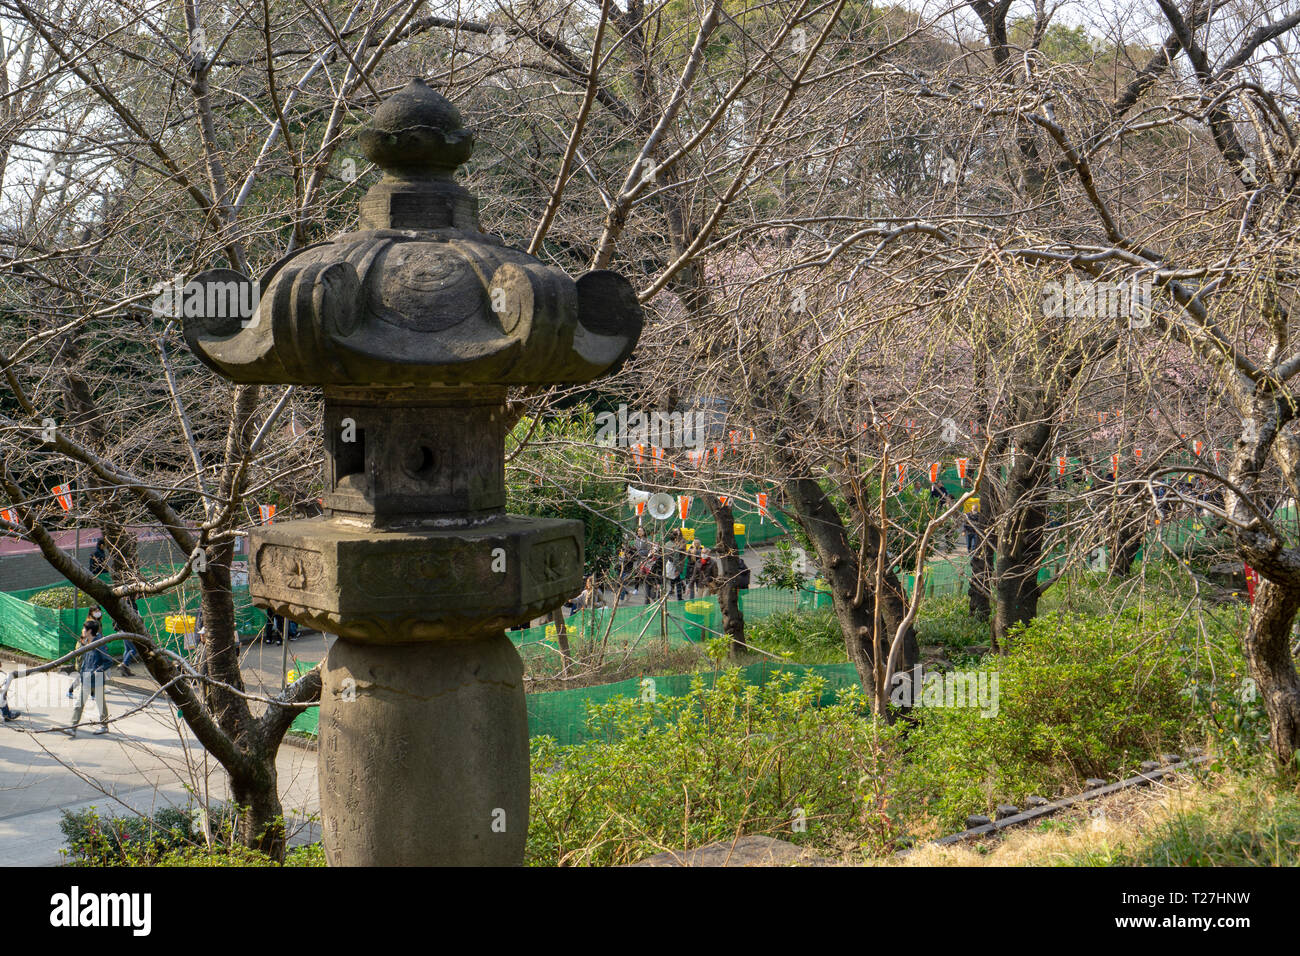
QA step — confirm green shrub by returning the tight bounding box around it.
[745,609,845,663]
[28,586,95,610]
[60,804,327,866]
[60,806,200,865]
[914,594,990,651]
[757,539,813,592]
[527,669,903,865]
[895,606,1222,832]
[151,842,327,867]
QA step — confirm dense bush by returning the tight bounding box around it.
[914,594,991,652]
[60,804,327,866]
[527,668,902,865]
[757,539,813,592]
[894,605,1244,832]
[28,586,95,610]
[150,843,327,867]
[744,608,846,663]
[60,806,201,865]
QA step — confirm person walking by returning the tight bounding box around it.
[87,538,107,575]
[261,612,282,646]
[664,548,684,601]
[66,608,114,738]
[118,598,145,677]
[641,545,660,604]
[736,555,751,591]
[0,668,20,722]
[683,540,700,599]
[615,546,633,600]
[692,547,715,595]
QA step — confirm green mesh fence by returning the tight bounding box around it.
[290,660,863,744]
[505,586,815,664]
[0,565,267,661]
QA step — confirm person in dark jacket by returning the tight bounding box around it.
[0,668,20,722]
[736,556,751,590]
[87,538,107,575]
[66,608,113,737]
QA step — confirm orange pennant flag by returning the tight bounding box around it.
[52,484,73,512]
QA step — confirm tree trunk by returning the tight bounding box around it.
[1244,578,1300,770]
[1109,487,1145,577]
[704,495,745,655]
[550,607,571,675]
[967,506,993,621]
[230,765,286,859]
[783,476,919,704]
[992,501,1048,648]
[990,422,1053,650]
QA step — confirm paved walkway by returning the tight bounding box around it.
[0,641,324,866]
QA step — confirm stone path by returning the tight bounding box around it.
[0,648,322,866]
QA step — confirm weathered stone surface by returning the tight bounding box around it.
[319,633,528,866]
[183,81,641,387]
[1083,778,1109,790]
[250,514,583,642]
[631,836,832,867]
[995,804,1019,819]
[322,387,508,522]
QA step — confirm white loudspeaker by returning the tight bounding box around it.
[646,493,675,521]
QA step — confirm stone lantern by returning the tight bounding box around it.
[182,78,642,865]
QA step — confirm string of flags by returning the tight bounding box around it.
[613,428,761,475]
[599,420,1232,492]
[885,441,1229,490]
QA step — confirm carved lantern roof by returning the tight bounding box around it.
[182,79,642,387]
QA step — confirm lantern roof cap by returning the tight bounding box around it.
[359,78,474,176]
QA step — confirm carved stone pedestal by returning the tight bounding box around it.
[319,633,528,866]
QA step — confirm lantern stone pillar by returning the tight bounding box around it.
[182,78,642,865]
